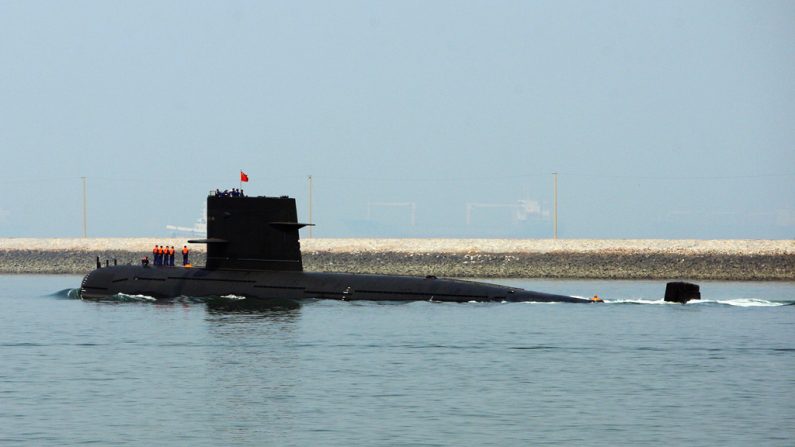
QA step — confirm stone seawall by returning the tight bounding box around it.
[303,251,793,280]
[1,238,793,280]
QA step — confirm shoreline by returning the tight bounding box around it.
[1,238,793,280]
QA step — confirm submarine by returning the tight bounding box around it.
[80,192,602,304]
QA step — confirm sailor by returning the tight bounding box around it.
[182,245,189,266]
[157,245,164,265]
[141,256,149,267]
[152,245,158,265]
[169,246,176,266]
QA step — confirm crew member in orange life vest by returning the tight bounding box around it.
[152,245,159,265]
[169,246,176,266]
[182,245,189,266]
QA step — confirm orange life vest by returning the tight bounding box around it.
[182,247,189,255]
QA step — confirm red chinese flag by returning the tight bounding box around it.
[240,171,249,182]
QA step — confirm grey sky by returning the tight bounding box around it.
[1,0,793,238]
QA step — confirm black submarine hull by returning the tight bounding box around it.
[80,265,591,303]
[80,194,595,304]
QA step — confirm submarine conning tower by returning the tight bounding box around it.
[189,194,311,271]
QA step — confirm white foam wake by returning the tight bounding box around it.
[710,298,786,307]
[604,298,667,305]
[603,298,787,307]
[112,293,156,302]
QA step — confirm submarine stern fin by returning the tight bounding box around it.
[664,281,701,304]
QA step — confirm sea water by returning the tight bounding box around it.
[0,275,793,446]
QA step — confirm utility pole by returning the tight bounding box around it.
[553,172,558,240]
[307,175,313,238]
[81,176,87,238]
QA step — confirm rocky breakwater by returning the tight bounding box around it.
[301,239,795,281]
[0,238,206,274]
[0,238,793,280]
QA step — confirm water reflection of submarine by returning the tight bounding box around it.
[80,194,698,307]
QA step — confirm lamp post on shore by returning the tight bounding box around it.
[81,176,87,238]
[308,175,313,238]
[553,172,558,240]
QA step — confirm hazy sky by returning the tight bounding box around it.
[1,0,793,238]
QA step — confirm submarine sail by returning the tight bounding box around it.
[192,195,310,271]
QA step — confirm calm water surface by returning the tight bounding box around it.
[1,275,793,446]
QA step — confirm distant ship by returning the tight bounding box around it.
[82,193,695,306]
[165,204,207,236]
